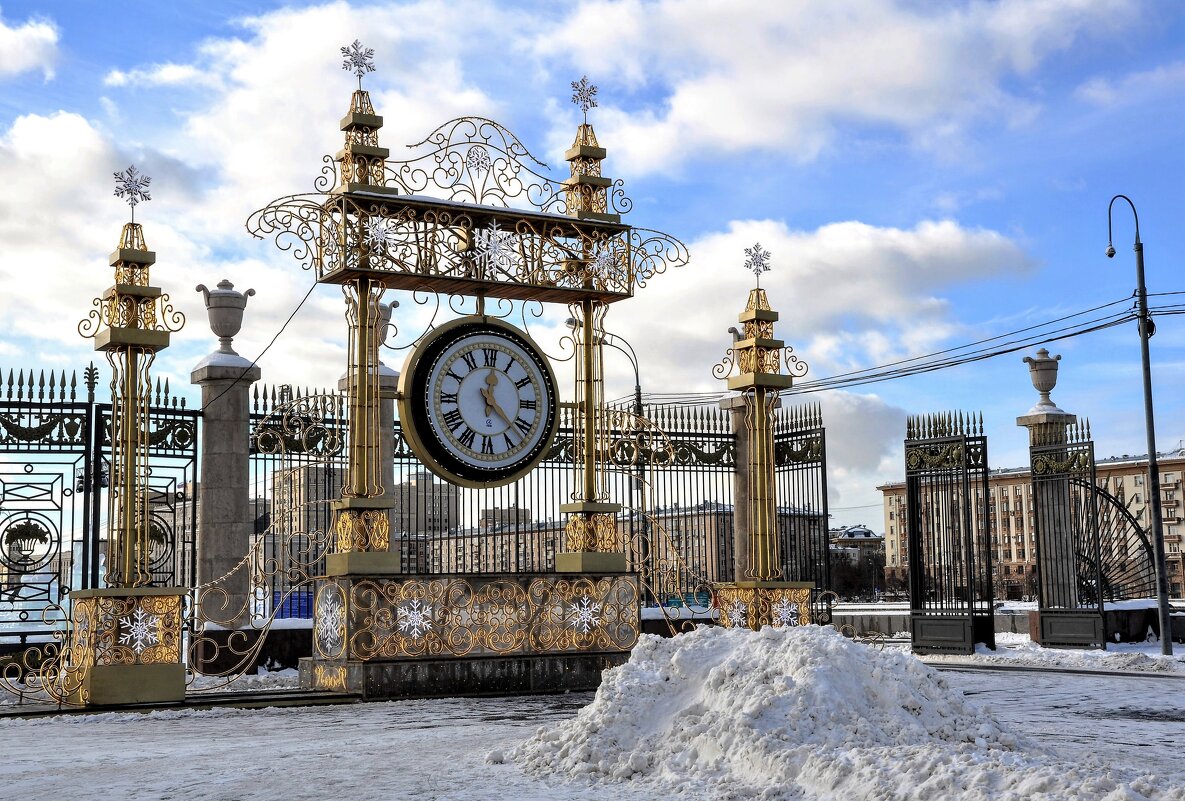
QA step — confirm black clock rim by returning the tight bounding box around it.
[404,319,558,486]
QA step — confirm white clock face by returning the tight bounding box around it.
[400,318,558,486]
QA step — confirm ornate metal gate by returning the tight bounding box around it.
[904,412,995,653]
[773,402,831,616]
[1030,424,1105,646]
[0,366,197,653]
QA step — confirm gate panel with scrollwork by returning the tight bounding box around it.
[904,412,995,654]
[0,366,197,654]
[773,402,831,620]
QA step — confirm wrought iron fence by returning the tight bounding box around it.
[248,390,740,617]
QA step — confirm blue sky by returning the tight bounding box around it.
[0,0,1182,522]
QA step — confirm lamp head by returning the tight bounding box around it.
[565,317,578,330]
[1105,244,1116,258]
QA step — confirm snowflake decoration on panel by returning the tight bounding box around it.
[570,595,602,633]
[591,247,622,282]
[113,165,151,223]
[341,39,376,86]
[465,145,492,174]
[364,219,395,257]
[315,590,345,656]
[118,607,160,654]
[772,598,801,627]
[744,242,771,287]
[398,600,433,639]
[571,75,598,122]
[726,599,748,628]
[475,221,519,277]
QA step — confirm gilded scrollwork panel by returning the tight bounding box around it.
[332,574,639,662]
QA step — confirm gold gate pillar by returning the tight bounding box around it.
[325,70,399,576]
[715,247,812,629]
[556,107,626,573]
[72,167,187,705]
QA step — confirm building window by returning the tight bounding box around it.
[1017,565,1024,574]
[1135,476,1144,486]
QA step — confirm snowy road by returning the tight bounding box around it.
[945,667,1185,783]
[1,668,1183,800]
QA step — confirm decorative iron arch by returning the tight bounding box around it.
[1072,478,1157,602]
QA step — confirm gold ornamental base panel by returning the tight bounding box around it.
[716,581,814,631]
[67,587,186,706]
[304,572,640,698]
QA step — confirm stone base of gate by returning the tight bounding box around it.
[716,581,814,630]
[67,587,187,706]
[300,651,630,699]
[1031,610,1106,649]
[910,613,996,655]
[302,571,640,698]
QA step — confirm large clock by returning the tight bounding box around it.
[398,316,559,487]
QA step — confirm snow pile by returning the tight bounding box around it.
[925,632,1185,674]
[511,625,1185,800]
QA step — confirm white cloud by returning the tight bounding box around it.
[1075,60,1185,106]
[104,63,221,89]
[539,0,1134,172]
[605,217,1032,398]
[0,11,57,80]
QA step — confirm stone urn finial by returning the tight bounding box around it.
[196,279,255,356]
[1022,348,1062,412]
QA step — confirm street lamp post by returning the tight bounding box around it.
[1107,194,1173,656]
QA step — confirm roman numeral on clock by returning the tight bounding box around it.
[443,408,464,432]
[519,398,537,411]
[461,351,478,370]
[480,436,494,455]
[514,376,530,389]
[482,347,498,367]
[458,426,476,448]
[514,416,531,435]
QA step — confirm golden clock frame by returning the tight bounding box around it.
[397,315,560,489]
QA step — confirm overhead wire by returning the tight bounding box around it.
[607,292,1175,406]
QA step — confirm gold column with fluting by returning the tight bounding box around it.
[557,78,627,573]
[71,166,186,705]
[326,42,400,575]
[716,247,812,629]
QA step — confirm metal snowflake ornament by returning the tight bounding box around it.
[571,75,598,122]
[113,165,151,224]
[364,219,394,256]
[117,607,161,654]
[475,221,518,276]
[465,145,492,174]
[772,598,800,627]
[341,39,376,87]
[569,595,602,633]
[743,242,772,287]
[397,600,433,639]
[726,599,749,628]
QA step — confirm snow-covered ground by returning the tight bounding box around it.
[3,626,1184,800]
[922,632,1185,674]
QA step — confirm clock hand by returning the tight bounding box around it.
[480,369,517,430]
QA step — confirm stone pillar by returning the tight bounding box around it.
[1017,349,1077,609]
[192,280,260,629]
